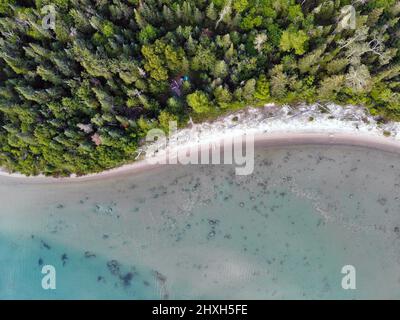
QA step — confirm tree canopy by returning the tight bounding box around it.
[0,0,399,176]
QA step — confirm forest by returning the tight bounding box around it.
[0,0,399,176]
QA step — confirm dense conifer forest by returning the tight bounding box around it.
[0,0,399,176]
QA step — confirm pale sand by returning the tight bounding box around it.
[2,103,400,182]
[1,131,400,184]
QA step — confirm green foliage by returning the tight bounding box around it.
[158,110,178,133]
[141,42,169,81]
[254,75,270,101]
[233,0,248,13]
[279,28,309,55]
[0,0,398,176]
[0,0,15,15]
[187,91,212,114]
[214,86,232,108]
[139,24,157,44]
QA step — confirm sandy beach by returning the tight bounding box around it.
[1,103,400,182]
[1,132,400,184]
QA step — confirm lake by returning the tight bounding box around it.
[1,144,400,299]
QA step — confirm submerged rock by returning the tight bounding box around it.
[107,260,121,276]
[153,270,167,284]
[40,240,51,250]
[61,253,68,266]
[84,251,96,258]
[120,272,134,287]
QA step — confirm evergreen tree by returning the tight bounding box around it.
[0,0,398,176]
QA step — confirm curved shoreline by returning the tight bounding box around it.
[1,103,400,183]
[1,131,400,184]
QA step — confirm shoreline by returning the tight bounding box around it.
[1,132,400,184]
[1,103,400,183]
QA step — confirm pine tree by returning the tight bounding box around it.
[325,58,349,75]
[269,65,288,98]
[367,8,384,26]
[224,43,235,62]
[298,45,326,74]
[134,8,147,28]
[213,60,228,78]
[206,2,217,21]
[163,5,175,25]
[318,75,345,100]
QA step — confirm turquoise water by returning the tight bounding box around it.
[1,144,400,299]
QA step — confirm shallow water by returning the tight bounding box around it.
[1,144,400,299]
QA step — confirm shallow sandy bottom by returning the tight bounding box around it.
[1,141,400,299]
